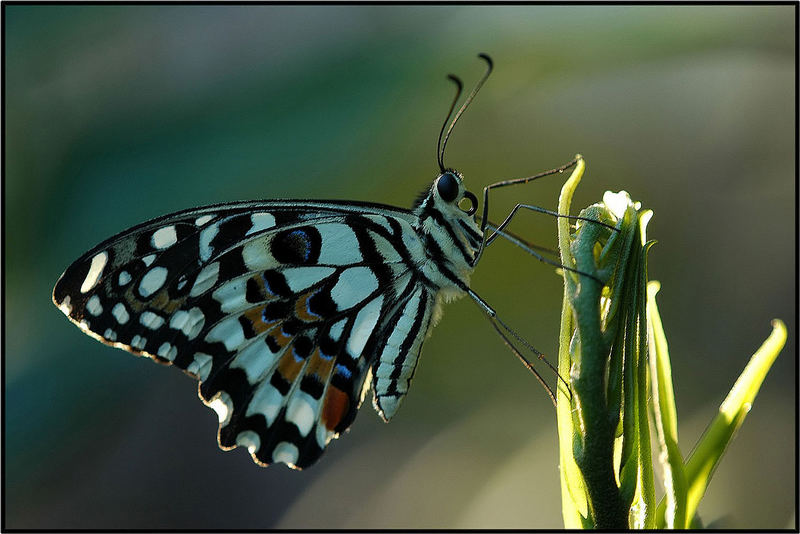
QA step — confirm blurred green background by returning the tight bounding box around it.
[4,5,795,529]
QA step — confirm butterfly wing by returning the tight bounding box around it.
[52,200,427,468]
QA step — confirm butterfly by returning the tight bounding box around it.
[52,54,589,470]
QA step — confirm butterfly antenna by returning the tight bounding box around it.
[439,53,494,171]
[437,75,463,173]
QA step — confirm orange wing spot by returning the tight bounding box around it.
[161,296,186,314]
[148,290,169,310]
[304,347,336,381]
[123,287,146,312]
[268,323,293,348]
[294,291,321,323]
[153,291,187,314]
[276,344,305,384]
[242,307,279,335]
[137,287,185,314]
[321,386,350,431]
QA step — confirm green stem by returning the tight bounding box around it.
[557,157,628,529]
[570,235,628,529]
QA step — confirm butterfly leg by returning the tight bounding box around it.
[484,221,608,283]
[473,157,606,267]
[467,288,571,404]
[475,215,609,284]
[471,160,617,284]
[485,203,617,248]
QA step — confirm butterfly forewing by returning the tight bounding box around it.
[53,200,438,469]
[53,54,510,470]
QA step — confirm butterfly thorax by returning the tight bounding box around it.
[411,175,483,300]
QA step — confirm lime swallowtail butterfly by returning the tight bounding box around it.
[53,54,596,469]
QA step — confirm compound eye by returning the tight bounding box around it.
[436,172,459,202]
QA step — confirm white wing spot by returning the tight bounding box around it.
[317,224,363,264]
[242,239,272,271]
[169,307,205,339]
[170,309,189,330]
[151,225,178,249]
[118,271,132,286]
[283,266,336,293]
[328,318,347,342]
[57,295,73,316]
[157,342,178,361]
[103,328,117,341]
[246,212,276,235]
[195,214,213,226]
[139,266,168,297]
[184,307,206,339]
[190,262,219,297]
[187,352,213,381]
[330,267,378,310]
[231,338,280,384]
[286,393,317,437]
[208,392,233,425]
[141,254,156,267]
[86,295,103,316]
[247,382,284,427]
[130,335,147,350]
[112,303,130,324]
[199,224,219,261]
[212,279,248,313]
[205,316,245,351]
[80,251,108,293]
[272,442,299,466]
[347,295,383,356]
[236,430,261,454]
[316,422,335,449]
[140,310,165,330]
[376,395,400,417]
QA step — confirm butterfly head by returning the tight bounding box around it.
[415,169,479,219]
[412,169,483,278]
[438,170,479,217]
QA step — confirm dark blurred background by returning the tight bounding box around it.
[4,5,795,529]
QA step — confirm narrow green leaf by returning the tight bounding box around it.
[647,281,688,529]
[556,156,592,528]
[633,236,656,528]
[682,319,787,521]
[616,209,656,529]
[654,319,787,526]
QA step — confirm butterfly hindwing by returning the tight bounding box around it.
[53,200,427,468]
[370,282,435,421]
